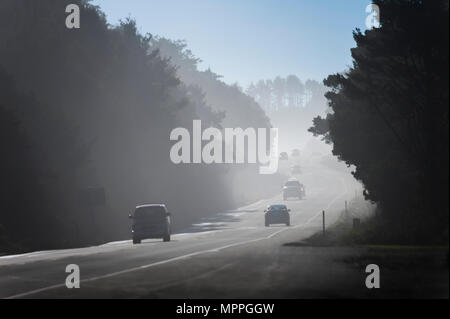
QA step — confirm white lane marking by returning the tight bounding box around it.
[5,177,349,299]
[0,199,269,262]
[4,236,270,299]
[100,240,130,246]
[0,250,69,260]
[1,186,285,263]
[0,226,256,264]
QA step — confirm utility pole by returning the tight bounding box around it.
[322,210,325,236]
[345,200,348,219]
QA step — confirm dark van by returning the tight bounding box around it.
[129,204,171,244]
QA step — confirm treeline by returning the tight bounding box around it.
[150,37,272,130]
[246,75,327,113]
[310,0,449,243]
[0,0,281,253]
[246,75,329,150]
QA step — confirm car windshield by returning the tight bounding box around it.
[285,181,301,187]
[134,206,166,221]
[268,205,287,211]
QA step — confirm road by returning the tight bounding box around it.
[0,163,391,299]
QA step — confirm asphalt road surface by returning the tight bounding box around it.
[3,162,439,299]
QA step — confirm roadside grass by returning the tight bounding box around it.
[301,214,449,249]
[295,192,448,247]
[283,207,449,298]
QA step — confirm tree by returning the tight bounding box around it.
[255,80,273,111]
[309,0,449,243]
[0,0,281,252]
[0,0,232,250]
[304,79,327,110]
[286,75,304,108]
[272,76,286,110]
[151,37,271,130]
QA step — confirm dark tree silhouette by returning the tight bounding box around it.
[309,0,449,243]
[0,0,281,252]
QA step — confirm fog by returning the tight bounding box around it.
[0,0,447,301]
[2,0,442,255]
[0,1,321,252]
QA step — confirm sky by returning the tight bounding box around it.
[92,0,370,87]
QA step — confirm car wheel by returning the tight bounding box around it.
[163,234,171,242]
[133,238,141,244]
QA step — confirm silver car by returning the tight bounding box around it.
[283,180,305,200]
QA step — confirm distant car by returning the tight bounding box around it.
[283,180,305,200]
[129,204,171,244]
[265,204,290,227]
[291,165,302,175]
[279,152,289,161]
[291,149,300,157]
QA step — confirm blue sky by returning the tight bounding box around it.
[92,0,369,86]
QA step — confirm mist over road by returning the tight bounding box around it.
[0,163,366,299]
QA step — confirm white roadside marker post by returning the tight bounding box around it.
[322,210,325,236]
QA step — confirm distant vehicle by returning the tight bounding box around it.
[291,149,300,157]
[279,152,289,161]
[129,204,171,244]
[291,165,302,175]
[265,204,290,227]
[283,180,305,200]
